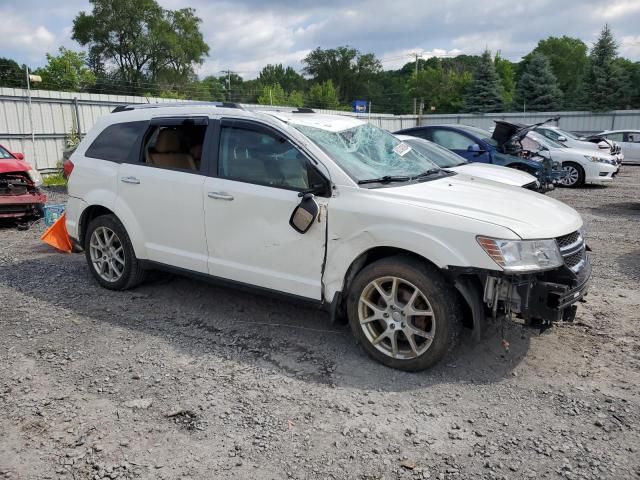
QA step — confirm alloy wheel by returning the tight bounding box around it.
[89,226,125,282]
[561,165,579,186]
[358,276,436,360]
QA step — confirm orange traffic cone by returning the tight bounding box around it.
[41,213,73,253]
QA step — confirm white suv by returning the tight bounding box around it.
[65,103,591,371]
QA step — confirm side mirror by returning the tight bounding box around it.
[557,136,567,142]
[467,143,482,152]
[289,193,319,234]
[12,152,24,160]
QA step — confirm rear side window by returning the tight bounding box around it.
[85,121,147,161]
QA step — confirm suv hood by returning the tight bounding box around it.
[0,157,32,174]
[451,162,536,186]
[381,174,582,239]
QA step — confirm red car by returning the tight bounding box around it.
[0,144,47,219]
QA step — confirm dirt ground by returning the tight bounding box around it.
[1,169,639,480]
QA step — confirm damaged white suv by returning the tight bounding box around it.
[65,104,591,371]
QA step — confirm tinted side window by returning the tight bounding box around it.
[218,124,321,191]
[409,129,433,141]
[431,129,472,150]
[142,123,206,172]
[86,121,147,161]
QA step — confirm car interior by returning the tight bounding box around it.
[144,125,206,171]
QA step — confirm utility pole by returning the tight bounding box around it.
[412,52,422,115]
[25,66,36,166]
[220,69,236,102]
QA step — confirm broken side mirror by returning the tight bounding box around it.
[289,193,319,234]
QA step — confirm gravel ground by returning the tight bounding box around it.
[1,170,639,480]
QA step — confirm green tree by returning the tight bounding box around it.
[494,52,516,110]
[464,50,503,113]
[257,83,287,105]
[72,0,208,89]
[583,24,627,111]
[287,90,304,108]
[35,47,96,92]
[515,53,563,112]
[524,36,588,108]
[302,46,381,103]
[258,64,305,93]
[0,57,27,88]
[407,63,471,113]
[307,80,340,109]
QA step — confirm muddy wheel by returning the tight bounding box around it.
[347,256,462,371]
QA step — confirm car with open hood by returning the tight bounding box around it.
[0,144,46,220]
[394,134,540,190]
[520,130,618,187]
[535,124,624,164]
[595,130,640,165]
[65,103,591,371]
[394,124,565,191]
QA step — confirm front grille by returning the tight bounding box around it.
[556,230,586,273]
[557,231,580,248]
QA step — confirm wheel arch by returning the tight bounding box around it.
[327,246,474,330]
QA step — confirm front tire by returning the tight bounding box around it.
[84,214,146,290]
[347,256,462,371]
[560,162,585,187]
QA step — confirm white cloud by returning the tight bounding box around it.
[0,9,56,60]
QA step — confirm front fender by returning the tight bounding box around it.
[322,224,499,303]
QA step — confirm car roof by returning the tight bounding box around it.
[600,129,640,133]
[261,111,366,132]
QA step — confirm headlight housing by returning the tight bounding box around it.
[27,169,43,187]
[584,155,614,165]
[477,236,563,273]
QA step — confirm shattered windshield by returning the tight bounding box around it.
[292,122,440,183]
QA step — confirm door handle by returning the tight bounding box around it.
[208,191,234,201]
[120,176,140,184]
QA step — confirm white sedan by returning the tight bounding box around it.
[395,135,540,190]
[598,130,640,165]
[522,132,618,187]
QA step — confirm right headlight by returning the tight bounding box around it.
[477,236,563,273]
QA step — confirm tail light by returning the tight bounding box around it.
[62,159,74,179]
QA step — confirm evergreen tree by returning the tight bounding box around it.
[464,50,503,113]
[307,80,340,109]
[257,83,287,105]
[494,53,516,111]
[515,53,563,111]
[583,24,627,111]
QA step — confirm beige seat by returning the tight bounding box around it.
[148,129,196,170]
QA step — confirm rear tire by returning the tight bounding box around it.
[560,162,585,188]
[84,214,146,290]
[346,256,462,371]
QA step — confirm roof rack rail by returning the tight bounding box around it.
[111,101,243,113]
[292,108,315,113]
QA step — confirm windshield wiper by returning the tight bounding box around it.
[412,168,441,180]
[357,175,411,185]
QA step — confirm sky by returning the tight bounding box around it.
[1,0,640,79]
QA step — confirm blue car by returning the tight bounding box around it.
[395,124,565,191]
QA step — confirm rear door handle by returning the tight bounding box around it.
[208,191,234,201]
[121,176,140,185]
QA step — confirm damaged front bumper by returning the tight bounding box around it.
[451,231,591,332]
[0,172,47,219]
[483,259,591,326]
